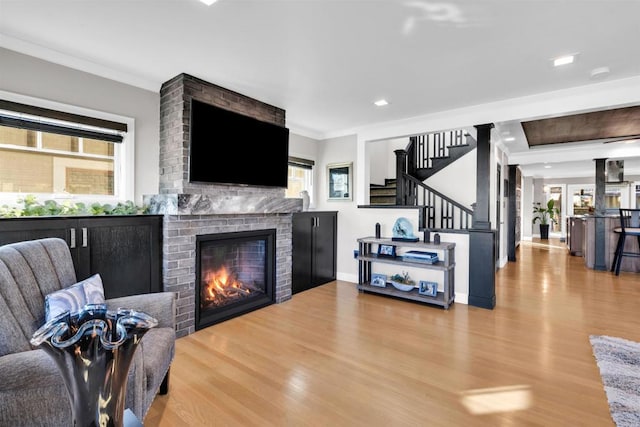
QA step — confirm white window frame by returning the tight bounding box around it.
[286,157,314,205]
[0,90,134,204]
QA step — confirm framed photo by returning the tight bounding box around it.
[370,273,387,288]
[418,281,438,297]
[377,244,396,257]
[327,162,353,200]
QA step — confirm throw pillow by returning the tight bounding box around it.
[45,274,105,322]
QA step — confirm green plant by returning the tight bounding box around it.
[389,271,415,286]
[532,199,560,225]
[0,195,148,218]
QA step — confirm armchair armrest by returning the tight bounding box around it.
[0,350,73,425]
[0,349,63,393]
[106,292,176,330]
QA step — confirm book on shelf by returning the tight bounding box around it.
[402,250,439,264]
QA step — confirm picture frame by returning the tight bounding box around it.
[327,162,353,201]
[418,280,438,297]
[377,244,396,258]
[370,273,387,288]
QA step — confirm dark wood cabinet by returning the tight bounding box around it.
[292,211,337,294]
[0,215,162,298]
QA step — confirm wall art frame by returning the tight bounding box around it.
[327,162,353,201]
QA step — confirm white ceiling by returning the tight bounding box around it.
[1,0,640,177]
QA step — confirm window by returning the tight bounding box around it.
[0,97,131,201]
[285,156,314,201]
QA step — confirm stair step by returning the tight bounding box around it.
[370,188,396,196]
[371,181,396,188]
[369,177,397,205]
[369,196,396,204]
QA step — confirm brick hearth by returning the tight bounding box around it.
[147,73,300,337]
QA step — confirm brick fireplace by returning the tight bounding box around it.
[145,73,301,337]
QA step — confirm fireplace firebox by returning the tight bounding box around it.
[195,229,276,330]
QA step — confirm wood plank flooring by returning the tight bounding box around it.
[145,239,640,426]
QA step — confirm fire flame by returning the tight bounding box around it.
[203,265,251,306]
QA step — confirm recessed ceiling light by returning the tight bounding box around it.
[504,137,515,142]
[374,99,389,107]
[553,55,575,67]
[544,165,552,169]
[200,0,217,5]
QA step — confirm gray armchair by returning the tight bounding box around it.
[0,237,175,426]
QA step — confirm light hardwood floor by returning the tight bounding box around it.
[146,239,640,426]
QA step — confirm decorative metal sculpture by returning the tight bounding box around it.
[31,304,157,427]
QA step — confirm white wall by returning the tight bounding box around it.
[367,137,408,187]
[289,132,318,160]
[0,48,159,204]
[314,134,471,303]
[368,141,388,186]
[384,138,409,179]
[288,132,320,206]
[424,150,476,208]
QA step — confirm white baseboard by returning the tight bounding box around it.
[337,272,358,283]
[522,236,533,241]
[455,293,468,304]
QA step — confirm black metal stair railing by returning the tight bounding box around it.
[399,173,473,230]
[408,129,466,170]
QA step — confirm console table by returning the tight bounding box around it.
[356,237,455,309]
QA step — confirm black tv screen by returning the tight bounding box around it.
[189,99,289,188]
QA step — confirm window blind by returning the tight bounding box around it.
[288,156,314,170]
[0,99,126,143]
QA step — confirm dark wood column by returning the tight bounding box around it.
[507,164,518,262]
[473,124,494,229]
[395,149,407,205]
[594,158,607,270]
[469,123,496,310]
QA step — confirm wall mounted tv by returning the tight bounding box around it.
[189,99,289,188]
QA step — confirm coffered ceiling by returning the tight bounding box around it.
[522,106,640,147]
[1,0,639,178]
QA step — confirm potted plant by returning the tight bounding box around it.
[389,271,416,291]
[532,199,560,239]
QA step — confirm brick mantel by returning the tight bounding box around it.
[153,74,300,337]
[158,73,286,197]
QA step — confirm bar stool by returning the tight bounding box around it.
[611,208,640,275]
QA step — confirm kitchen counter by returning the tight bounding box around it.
[583,216,640,272]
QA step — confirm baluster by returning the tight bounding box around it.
[426,134,431,168]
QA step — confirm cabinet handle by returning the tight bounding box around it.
[70,228,76,249]
[316,217,320,227]
[82,228,88,247]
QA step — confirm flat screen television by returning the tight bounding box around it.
[189,99,289,188]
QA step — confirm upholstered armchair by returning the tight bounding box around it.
[0,238,176,425]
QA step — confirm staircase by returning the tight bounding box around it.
[407,129,476,181]
[368,127,476,231]
[369,179,396,205]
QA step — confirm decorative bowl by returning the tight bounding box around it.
[390,281,415,292]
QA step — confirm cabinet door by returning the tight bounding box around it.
[292,213,314,294]
[312,212,337,286]
[77,216,162,299]
[0,217,74,246]
[0,217,79,274]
